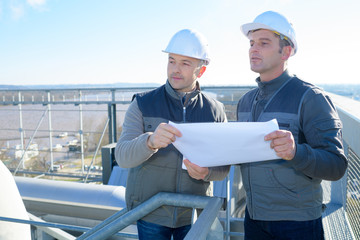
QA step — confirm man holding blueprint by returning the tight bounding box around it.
[236,11,348,240]
[170,10,348,240]
[115,29,229,240]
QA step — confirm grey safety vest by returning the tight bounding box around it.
[126,83,226,228]
[237,77,323,221]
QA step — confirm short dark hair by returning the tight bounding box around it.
[278,36,291,53]
[273,32,293,53]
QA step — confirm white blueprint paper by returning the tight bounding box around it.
[169,119,279,168]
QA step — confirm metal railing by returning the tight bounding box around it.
[0,87,143,178]
[0,86,249,180]
[322,94,360,240]
[1,87,360,239]
[0,192,223,240]
[347,148,360,239]
[77,192,223,240]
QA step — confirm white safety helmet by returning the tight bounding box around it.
[163,29,210,65]
[241,11,297,55]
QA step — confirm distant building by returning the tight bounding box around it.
[11,143,39,161]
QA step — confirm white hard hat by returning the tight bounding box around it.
[241,11,297,55]
[163,29,210,65]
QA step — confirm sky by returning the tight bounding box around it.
[0,0,359,87]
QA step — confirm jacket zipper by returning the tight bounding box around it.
[173,98,186,226]
[183,106,186,123]
[182,94,187,123]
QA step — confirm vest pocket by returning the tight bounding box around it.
[143,117,168,132]
[278,122,290,129]
[136,164,177,202]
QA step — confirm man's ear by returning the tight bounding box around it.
[281,46,292,60]
[197,66,206,78]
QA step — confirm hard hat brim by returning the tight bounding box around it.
[162,50,210,65]
[240,22,277,37]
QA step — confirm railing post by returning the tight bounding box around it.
[184,197,223,240]
[226,174,231,240]
[18,91,25,169]
[101,143,117,184]
[78,90,85,174]
[47,91,54,172]
[108,90,117,144]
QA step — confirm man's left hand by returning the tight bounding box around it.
[183,159,209,180]
[265,130,296,161]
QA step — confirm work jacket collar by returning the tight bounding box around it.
[165,80,201,104]
[256,70,292,99]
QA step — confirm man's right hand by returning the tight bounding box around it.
[147,123,182,150]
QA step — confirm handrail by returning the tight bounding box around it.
[322,93,360,239]
[184,197,223,240]
[0,215,138,239]
[1,88,359,239]
[28,212,76,240]
[77,192,223,240]
[0,215,89,233]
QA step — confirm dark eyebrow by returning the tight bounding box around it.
[250,37,272,44]
[168,56,194,65]
[259,37,272,42]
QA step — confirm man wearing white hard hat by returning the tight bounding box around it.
[115,29,229,240]
[237,11,347,239]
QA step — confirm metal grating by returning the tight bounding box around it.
[323,204,354,240]
[322,176,354,240]
[347,147,360,240]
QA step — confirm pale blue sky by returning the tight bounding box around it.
[0,0,359,86]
